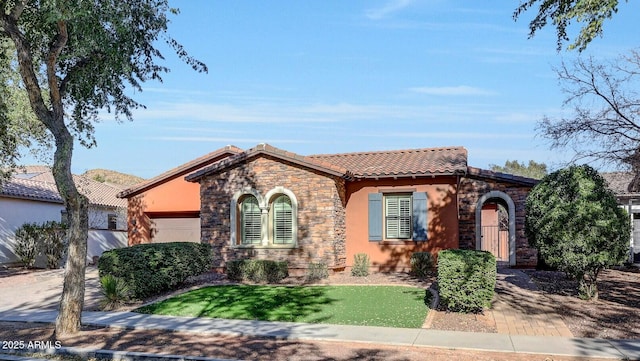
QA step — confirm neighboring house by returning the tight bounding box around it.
[117,145,242,245]
[601,172,640,263]
[180,143,539,273]
[0,166,128,266]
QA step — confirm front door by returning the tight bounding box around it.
[480,203,509,262]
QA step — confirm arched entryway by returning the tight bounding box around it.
[475,190,516,266]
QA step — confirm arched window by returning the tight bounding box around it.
[271,195,293,244]
[240,195,261,245]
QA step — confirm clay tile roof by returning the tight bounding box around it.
[2,168,126,208]
[466,166,539,187]
[309,146,468,178]
[601,172,640,198]
[0,178,63,203]
[186,143,352,182]
[118,145,243,198]
[73,176,127,208]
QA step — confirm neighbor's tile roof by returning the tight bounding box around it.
[1,167,126,208]
[118,145,242,198]
[0,178,63,203]
[601,172,640,198]
[187,144,468,182]
[309,146,468,178]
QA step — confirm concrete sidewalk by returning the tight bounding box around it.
[0,309,639,360]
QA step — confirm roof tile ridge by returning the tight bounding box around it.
[309,145,467,158]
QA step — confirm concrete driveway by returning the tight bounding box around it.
[0,266,102,311]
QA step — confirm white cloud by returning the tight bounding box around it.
[409,85,496,96]
[365,0,415,20]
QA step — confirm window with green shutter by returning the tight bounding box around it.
[385,194,412,239]
[240,195,261,245]
[272,195,293,244]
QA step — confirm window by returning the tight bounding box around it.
[385,194,412,239]
[107,214,117,230]
[231,187,298,247]
[240,196,261,245]
[368,191,427,242]
[272,195,293,244]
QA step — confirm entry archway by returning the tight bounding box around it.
[475,190,516,266]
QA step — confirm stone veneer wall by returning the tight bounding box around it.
[199,155,347,271]
[458,177,537,267]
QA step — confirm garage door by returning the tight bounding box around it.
[151,217,201,243]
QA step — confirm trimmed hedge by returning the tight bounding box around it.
[98,242,213,299]
[226,259,289,283]
[437,249,496,313]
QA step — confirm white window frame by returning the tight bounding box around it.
[384,194,412,239]
[230,187,298,248]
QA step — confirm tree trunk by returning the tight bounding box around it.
[52,132,89,337]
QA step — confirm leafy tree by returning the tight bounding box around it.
[537,50,640,190]
[0,0,206,335]
[490,160,547,179]
[525,165,630,300]
[513,0,626,51]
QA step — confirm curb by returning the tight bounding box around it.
[1,346,241,361]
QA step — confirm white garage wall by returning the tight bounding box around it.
[1,197,128,266]
[0,197,64,264]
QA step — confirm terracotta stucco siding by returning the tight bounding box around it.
[126,178,201,245]
[345,177,459,272]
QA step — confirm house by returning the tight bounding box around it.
[0,166,128,266]
[180,143,538,273]
[601,172,640,263]
[117,145,242,245]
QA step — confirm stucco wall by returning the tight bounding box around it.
[0,197,64,264]
[345,177,460,272]
[1,197,128,265]
[127,179,201,244]
[199,155,347,270]
[458,177,537,267]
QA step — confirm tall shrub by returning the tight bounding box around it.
[525,165,630,300]
[13,221,67,268]
[98,242,213,299]
[13,223,39,268]
[437,249,496,313]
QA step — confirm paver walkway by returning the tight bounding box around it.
[489,268,574,337]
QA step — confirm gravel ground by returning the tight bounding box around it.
[523,266,640,339]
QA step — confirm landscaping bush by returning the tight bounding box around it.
[40,221,67,269]
[13,223,39,268]
[13,221,67,268]
[526,165,631,300]
[98,242,213,299]
[437,249,496,313]
[351,253,370,277]
[410,252,434,278]
[99,274,130,310]
[225,259,289,283]
[306,262,329,282]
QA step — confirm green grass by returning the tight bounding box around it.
[136,285,428,328]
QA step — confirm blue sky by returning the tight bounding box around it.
[57,0,638,178]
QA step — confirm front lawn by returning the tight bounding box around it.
[136,285,428,328]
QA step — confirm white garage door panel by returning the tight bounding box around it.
[151,218,200,243]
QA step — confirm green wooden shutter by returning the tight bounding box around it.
[412,192,427,241]
[368,193,382,241]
